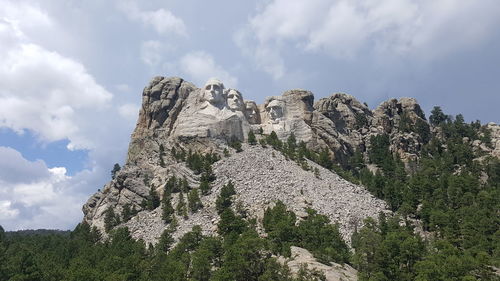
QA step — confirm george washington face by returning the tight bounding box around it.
[203,78,224,106]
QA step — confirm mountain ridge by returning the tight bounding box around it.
[83,75,500,240]
[80,76,500,280]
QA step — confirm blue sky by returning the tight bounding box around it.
[1,0,499,230]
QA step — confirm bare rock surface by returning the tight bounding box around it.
[84,76,499,241]
[100,144,388,246]
[278,246,358,281]
[212,145,387,242]
[486,122,500,158]
[79,76,500,280]
[82,76,499,277]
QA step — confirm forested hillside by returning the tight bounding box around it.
[1,107,498,281]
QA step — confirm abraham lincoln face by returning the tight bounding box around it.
[266,99,284,120]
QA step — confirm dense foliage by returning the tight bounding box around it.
[258,107,499,280]
[349,108,500,280]
[263,201,350,264]
[0,218,328,281]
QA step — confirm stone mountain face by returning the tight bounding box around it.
[82,76,499,277]
[125,77,436,168]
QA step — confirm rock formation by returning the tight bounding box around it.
[82,76,499,280]
[278,246,358,281]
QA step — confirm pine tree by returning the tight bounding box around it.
[266,131,282,149]
[147,185,160,210]
[200,180,211,195]
[248,130,257,145]
[201,161,216,182]
[162,194,174,224]
[230,139,243,152]
[217,208,247,237]
[104,207,120,233]
[216,181,236,214]
[368,134,391,167]
[188,189,203,213]
[318,148,333,170]
[176,192,188,219]
[111,163,121,179]
[259,138,267,147]
[164,175,177,195]
[287,133,297,151]
[157,228,174,253]
[181,176,190,192]
[159,144,166,167]
[121,203,138,222]
[429,106,448,126]
[314,167,320,179]
[187,150,204,174]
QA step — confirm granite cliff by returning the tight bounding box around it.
[82,76,500,280]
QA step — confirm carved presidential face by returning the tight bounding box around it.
[203,78,224,105]
[226,89,244,111]
[266,99,284,120]
[244,101,260,124]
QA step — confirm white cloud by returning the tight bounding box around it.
[140,40,175,66]
[115,83,131,93]
[234,28,285,80]
[140,40,163,66]
[237,0,500,77]
[118,103,140,121]
[0,147,83,230]
[0,2,135,230]
[119,1,187,37]
[0,14,113,150]
[0,1,53,33]
[0,201,19,221]
[179,51,238,88]
[0,146,50,183]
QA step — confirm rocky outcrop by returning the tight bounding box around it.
[83,75,500,255]
[81,75,500,278]
[132,77,195,138]
[311,93,371,163]
[279,246,358,281]
[125,77,439,168]
[482,123,500,158]
[369,98,430,170]
[315,93,372,134]
[86,144,387,245]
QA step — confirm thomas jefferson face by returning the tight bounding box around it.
[226,89,244,111]
[203,78,224,105]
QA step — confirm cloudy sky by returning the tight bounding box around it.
[1,0,499,230]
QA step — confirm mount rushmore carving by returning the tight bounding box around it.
[83,75,500,247]
[127,75,499,170]
[172,77,309,143]
[128,76,435,168]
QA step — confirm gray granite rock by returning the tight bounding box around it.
[81,76,499,278]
